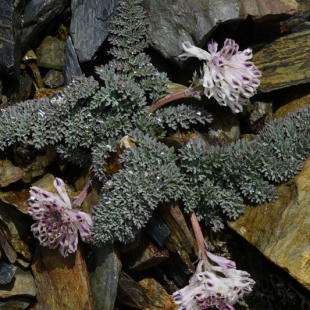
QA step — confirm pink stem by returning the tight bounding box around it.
[190,211,209,267]
[73,179,92,207]
[147,87,195,114]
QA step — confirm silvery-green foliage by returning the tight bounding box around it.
[91,131,188,244]
[107,0,168,102]
[153,104,213,130]
[179,109,310,230]
[0,96,68,150]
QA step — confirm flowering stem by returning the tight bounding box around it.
[147,87,195,114]
[189,211,209,267]
[73,179,92,207]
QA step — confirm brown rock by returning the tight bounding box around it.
[0,266,36,298]
[0,229,17,263]
[0,201,33,261]
[280,0,310,32]
[253,27,310,92]
[273,85,310,119]
[31,243,94,310]
[123,234,169,272]
[0,159,23,187]
[240,0,298,21]
[139,278,178,310]
[117,272,150,309]
[228,157,310,290]
[36,36,65,70]
[158,204,197,255]
[0,188,30,215]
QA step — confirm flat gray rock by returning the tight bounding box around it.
[21,0,68,51]
[70,0,118,63]
[142,0,242,62]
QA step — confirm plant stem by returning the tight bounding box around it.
[190,211,210,267]
[147,87,195,114]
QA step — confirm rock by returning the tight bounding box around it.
[144,212,170,246]
[228,157,310,290]
[21,0,68,51]
[0,265,36,298]
[253,26,310,93]
[0,200,33,261]
[36,36,66,70]
[16,75,34,101]
[70,0,118,63]
[0,229,17,263]
[0,159,23,187]
[206,106,240,145]
[22,49,37,62]
[0,0,24,92]
[139,278,178,310]
[248,101,273,133]
[273,84,310,119]
[87,244,122,310]
[0,296,33,310]
[117,272,150,309]
[13,144,58,183]
[0,262,16,285]
[280,0,310,32]
[63,35,82,84]
[31,243,94,310]
[25,62,44,88]
[44,69,65,88]
[122,233,169,272]
[142,0,242,61]
[157,203,196,270]
[0,267,37,298]
[156,253,193,287]
[239,0,298,22]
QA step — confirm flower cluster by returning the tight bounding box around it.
[179,39,261,113]
[28,178,93,257]
[173,249,255,310]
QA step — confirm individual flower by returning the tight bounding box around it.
[179,38,261,113]
[28,177,93,257]
[173,249,255,310]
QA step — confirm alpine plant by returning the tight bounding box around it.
[173,249,255,310]
[179,38,261,113]
[28,177,92,257]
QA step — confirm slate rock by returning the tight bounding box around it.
[31,243,94,310]
[142,0,242,61]
[0,262,16,285]
[122,233,169,272]
[88,244,122,310]
[21,0,68,50]
[36,36,66,70]
[0,200,33,261]
[0,0,24,91]
[0,296,33,310]
[0,229,17,263]
[144,212,170,246]
[44,69,64,88]
[239,0,298,21]
[70,0,118,63]
[0,266,36,298]
[117,272,150,309]
[0,159,23,187]
[63,35,82,84]
[139,278,178,310]
[228,157,310,290]
[253,26,310,93]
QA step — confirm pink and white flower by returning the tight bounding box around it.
[173,249,255,310]
[179,39,261,113]
[28,177,92,257]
